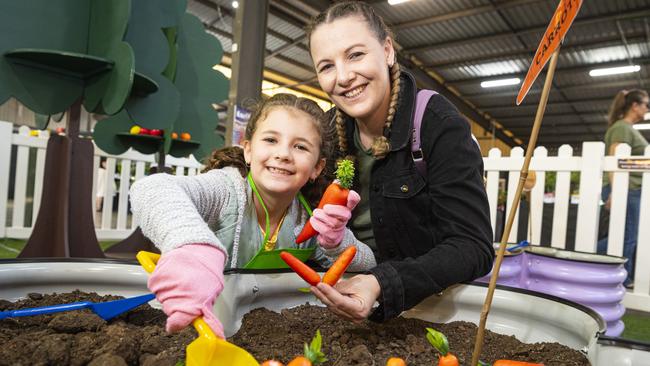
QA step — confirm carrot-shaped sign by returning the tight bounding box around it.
[296,159,355,244]
[516,0,583,105]
[322,246,356,286]
[280,251,321,286]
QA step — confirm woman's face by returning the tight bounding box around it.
[631,97,650,123]
[309,16,395,125]
[243,107,325,202]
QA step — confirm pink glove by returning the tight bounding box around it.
[310,190,361,249]
[148,244,226,338]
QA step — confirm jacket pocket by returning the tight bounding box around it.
[382,172,426,199]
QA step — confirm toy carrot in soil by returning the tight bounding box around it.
[425,328,459,366]
[296,159,355,244]
[386,357,407,366]
[322,246,357,286]
[280,251,321,286]
[286,329,327,366]
[479,361,544,366]
[261,361,284,366]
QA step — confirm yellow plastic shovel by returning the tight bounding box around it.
[136,251,259,366]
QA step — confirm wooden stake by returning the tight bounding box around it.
[470,47,561,366]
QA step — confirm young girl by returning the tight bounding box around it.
[304,2,494,322]
[129,93,376,338]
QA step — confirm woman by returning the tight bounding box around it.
[597,89,649,289]
[304,2,494,322]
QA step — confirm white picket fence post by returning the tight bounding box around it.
[0,122,12,237]
[574,142,606,252]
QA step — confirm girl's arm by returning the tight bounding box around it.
[129,168,238,254]
[314,229,377,271]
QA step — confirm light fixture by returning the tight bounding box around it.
[480,78,520,88]
[589,65,640,77]
[388,0,412,5]
[232,1,239,9]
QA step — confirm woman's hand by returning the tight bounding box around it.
[310,274,381,322]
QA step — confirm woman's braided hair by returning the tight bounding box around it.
[306,1,401,159]
[202,93,333,206]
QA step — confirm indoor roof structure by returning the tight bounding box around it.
[188,0,650,152]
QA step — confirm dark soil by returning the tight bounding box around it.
[1,293,590,366]
[0,291,194,366]
[231,304,591,366]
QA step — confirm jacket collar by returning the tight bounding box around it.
[343,68,418,153]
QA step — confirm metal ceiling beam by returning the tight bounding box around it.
[464,78,650,99]
[196,0,310,52]
[389,0,545,31]
[205,23,314,74]
[496,112,606,122]
[404,9,650,54]
[399,56,520,146]
[448,59,650,85]
[428,34,648,70]
[480,98,612,111]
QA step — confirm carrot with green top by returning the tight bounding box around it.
[425,328,459,366]
[322,246,357,286]
[296,159,355,244]
[287,330,327,366]
[280,251,321,286]
[479,361,544,366]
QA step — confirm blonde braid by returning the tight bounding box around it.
[335,109,348,155]
[371,63,401,159]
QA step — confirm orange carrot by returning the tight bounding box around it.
[386,357,407,366]
[287,356,312,366]
[280,251,321,286]
[322,246,357,286]
[261,361,284,366]
[296,160,354,244]
[438,354,459,366]
[493,361,544,366]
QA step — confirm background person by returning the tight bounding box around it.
[598,89,649,289]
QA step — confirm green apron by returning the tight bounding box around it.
[242,173,315,269]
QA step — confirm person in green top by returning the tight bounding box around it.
[598,89,649,289]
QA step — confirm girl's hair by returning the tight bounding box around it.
[202,93,334,206]
[306,1,400,159]
[607,89,649,125]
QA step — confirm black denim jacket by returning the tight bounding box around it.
[331,69,495,321]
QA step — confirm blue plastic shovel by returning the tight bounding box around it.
[0,293,155,321]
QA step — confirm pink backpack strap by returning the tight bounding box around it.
[412,89,437,177]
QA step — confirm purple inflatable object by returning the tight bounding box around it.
[478,244,627,336]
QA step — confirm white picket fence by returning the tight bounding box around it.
[485,143,650,313]
[0,121,203,241]
[1,120,649,312]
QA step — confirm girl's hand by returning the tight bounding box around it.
[310,190,361,249]
[148,244,226,337]
[310,274,381,322]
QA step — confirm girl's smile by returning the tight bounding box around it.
[243,107,325,203]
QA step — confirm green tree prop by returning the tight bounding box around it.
[93,2,228,167]
[0,0,134,257]
[93,0,229,256]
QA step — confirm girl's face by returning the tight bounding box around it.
[310,16,395,125]
[243,107,325,201]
